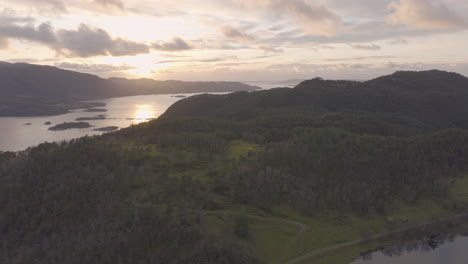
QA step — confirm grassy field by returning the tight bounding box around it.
[228,140,259,160]
[243,177,468,264]
[121,140,468,264]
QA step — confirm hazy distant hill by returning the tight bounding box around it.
[0,62,258,116]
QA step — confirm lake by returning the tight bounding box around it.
[351,235,468,264]
[0,93,202,151]
[0,80,300,152]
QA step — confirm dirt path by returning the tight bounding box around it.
[283,213,468,264]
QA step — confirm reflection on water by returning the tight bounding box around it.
[351,234,468,264]
[0,81,296,152]
[0,93,203,151]
[134,104,156,123]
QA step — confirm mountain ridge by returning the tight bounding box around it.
[0,61,259,116]
[162,69,468,129]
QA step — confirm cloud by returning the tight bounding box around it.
[80,0,126,14]
[350,43,381,50]
[268,25,285,31]
[258,45,283,54]
[54,24,150,57]
[387,0,467,30]
[0,9,35,24]
[387,39,408,44]
[152,37,192,52]
[16,0,67,13]
[156,56,239,65]
[324,55,408,62]
[260,19,443,48]
[234,0,343,36]
[0,21,151,57]
[0,38,8,49]
[11,0,126,14]
[93,0,124,9]
[0,22,57,45]
[55,62,134,72]
[221,25,255,42]
[192,38,250,50]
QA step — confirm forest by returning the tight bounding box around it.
[2,70,468,264]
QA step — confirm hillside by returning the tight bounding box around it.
[2,70,468,264]
[0,62,258,116]
[163,70,468,129]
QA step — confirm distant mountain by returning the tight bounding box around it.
[0,62,258,116]
[163,70,468,129]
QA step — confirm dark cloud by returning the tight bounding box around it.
[56,24,150,57]
[152,37,192,52]
[0,21,151,57]
[0,22,57,45]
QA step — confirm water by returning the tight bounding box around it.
[0,93,198,151]
[0,80,301,152]
[351,236,468,264]
[245,80,302,90]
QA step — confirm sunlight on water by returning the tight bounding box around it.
[134,104,156,123]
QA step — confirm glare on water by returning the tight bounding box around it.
[134,104,156,123]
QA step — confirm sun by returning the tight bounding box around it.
[95,53,167,78]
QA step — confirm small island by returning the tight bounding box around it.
[76,115,107,121]
[48,122,92,131]
[84,108,108,113]
[44,121,52,125]
[93,126,119,132]
[24,123,32,126]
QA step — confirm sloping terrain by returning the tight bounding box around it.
[2,70,468,264]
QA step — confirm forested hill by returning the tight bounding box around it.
[163,70,468,129]
[0,62,258,116]
[4,70,468,264]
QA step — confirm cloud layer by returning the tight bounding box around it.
[0,0,467,80]
[388,0,467,30]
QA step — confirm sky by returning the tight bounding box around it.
[0,0,467,81]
